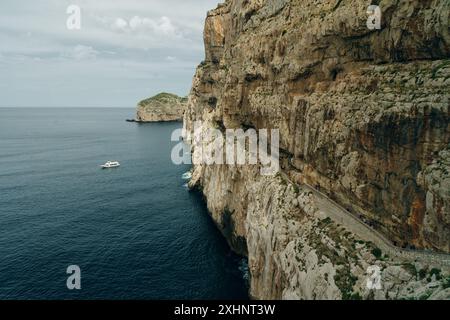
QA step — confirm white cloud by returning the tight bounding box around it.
[65,45,99,60]
[154,16,177,35]
[112,17,128,32]
[128,16,143,30]
[110,16,178,37]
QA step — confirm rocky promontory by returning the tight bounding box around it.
[135,92,187,122]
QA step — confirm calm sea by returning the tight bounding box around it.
[0,107,248,300]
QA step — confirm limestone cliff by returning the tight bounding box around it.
[136,92,187,122]
[184,0,450,299]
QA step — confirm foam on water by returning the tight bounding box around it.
[182,171,192,180]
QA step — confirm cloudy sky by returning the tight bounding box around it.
[0,0,218,107]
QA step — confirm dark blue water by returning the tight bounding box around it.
[0,108,248,300]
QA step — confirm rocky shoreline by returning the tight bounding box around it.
[183,0,450,300]
[126,118,183,123]
[133,92,187,122]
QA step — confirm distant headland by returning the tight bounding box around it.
[128,92,187,123]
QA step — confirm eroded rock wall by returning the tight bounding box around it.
[184,0,450,299]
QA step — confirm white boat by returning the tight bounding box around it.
[101,161,120,169]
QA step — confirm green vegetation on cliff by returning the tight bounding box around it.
[138,92,188,107]
[136,92,187,122]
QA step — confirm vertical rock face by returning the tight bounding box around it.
[184,0,450,299]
